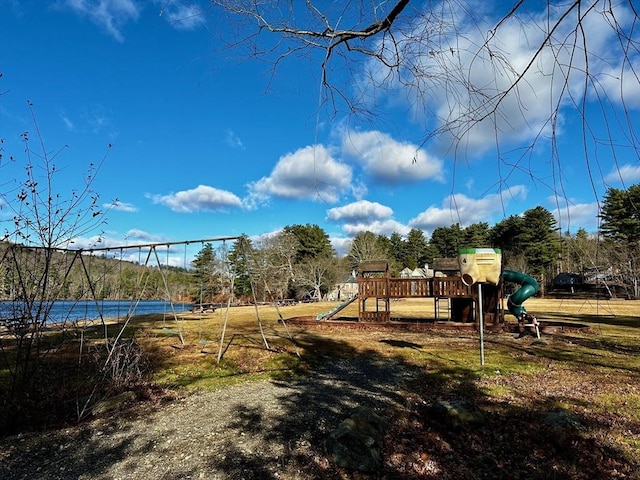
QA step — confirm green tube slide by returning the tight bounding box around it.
[502,270,539,319]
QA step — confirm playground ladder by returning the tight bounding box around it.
[434,297,451,321]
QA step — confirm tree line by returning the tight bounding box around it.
[192,187,639,303]
[0,243,193,302]
[2,185,638,305]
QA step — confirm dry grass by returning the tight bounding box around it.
[117,297,640,388]
[38,297,638,391]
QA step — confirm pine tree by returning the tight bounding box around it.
[283,224,334,261]
[429,224,463,259]
[600,185,640,247]
[228,235,253,299]
[191,243,220,304]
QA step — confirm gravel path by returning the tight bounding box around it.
[1,356,417,480]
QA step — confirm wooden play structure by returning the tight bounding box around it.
[357,260,504,325]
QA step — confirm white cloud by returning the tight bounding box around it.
[246,145,352,206]
[224,129,244,149]
[409,186,527,231]
[249,228,282,245]
[604,163,640,185]
[157,0,206,30]
[585,6,640,109]
[427,16,566,155]
[63,0,206,39]
[62,0,140,42]
[358,2,639,158]
[327,200,406,238]
[326,200,393,223]
[82,104,112,134]
[342,130,444,184]
[150,184,242,212]
[66,234,112,250]
[124,228,165,242]
[61,113,74,131]
[68,230,205,267]
[550,199,599,232]
[104,200,137,212]
[597,62,640,109]
[243,130,444,209]
[341,219,411,237]
[329,236,352,257]
[350,180,368,200]
[69,229,169,251]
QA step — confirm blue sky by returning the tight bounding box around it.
[1,1,639,264]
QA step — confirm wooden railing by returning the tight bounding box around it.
[432,277,474,297]
[359,278,388,297]
[360,311,390,322]
[355,275,496,324]
[359,276,474,299]
[388,278,433,297]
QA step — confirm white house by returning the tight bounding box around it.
[400,265,435,278]
[327,270,359,301]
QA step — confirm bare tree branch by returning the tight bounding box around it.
[211,1,640,230]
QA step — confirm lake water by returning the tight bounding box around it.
[0,300,193,323]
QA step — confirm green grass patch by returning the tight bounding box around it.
[480,383,514,398]
[264,353,307,380]
[596,392,640,422]
[152,358,242,390]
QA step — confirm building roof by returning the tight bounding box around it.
[358,260,389,273]
[432,258,460,272]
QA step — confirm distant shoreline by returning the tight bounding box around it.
[0,299,193,325]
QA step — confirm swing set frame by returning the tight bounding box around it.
[0,235,299,365]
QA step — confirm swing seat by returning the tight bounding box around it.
[161,327,186,350]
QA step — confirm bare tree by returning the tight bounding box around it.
[249,231,300,301]
[212,1,639,227]
[346,231,388,269]
[294,255,339,301]
[0,103,112,428]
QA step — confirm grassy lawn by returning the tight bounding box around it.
[115,297,640,394]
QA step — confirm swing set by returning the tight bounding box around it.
[0,235,299,363]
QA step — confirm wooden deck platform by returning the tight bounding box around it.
[358,277,474,299]
[357,276,501,324]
